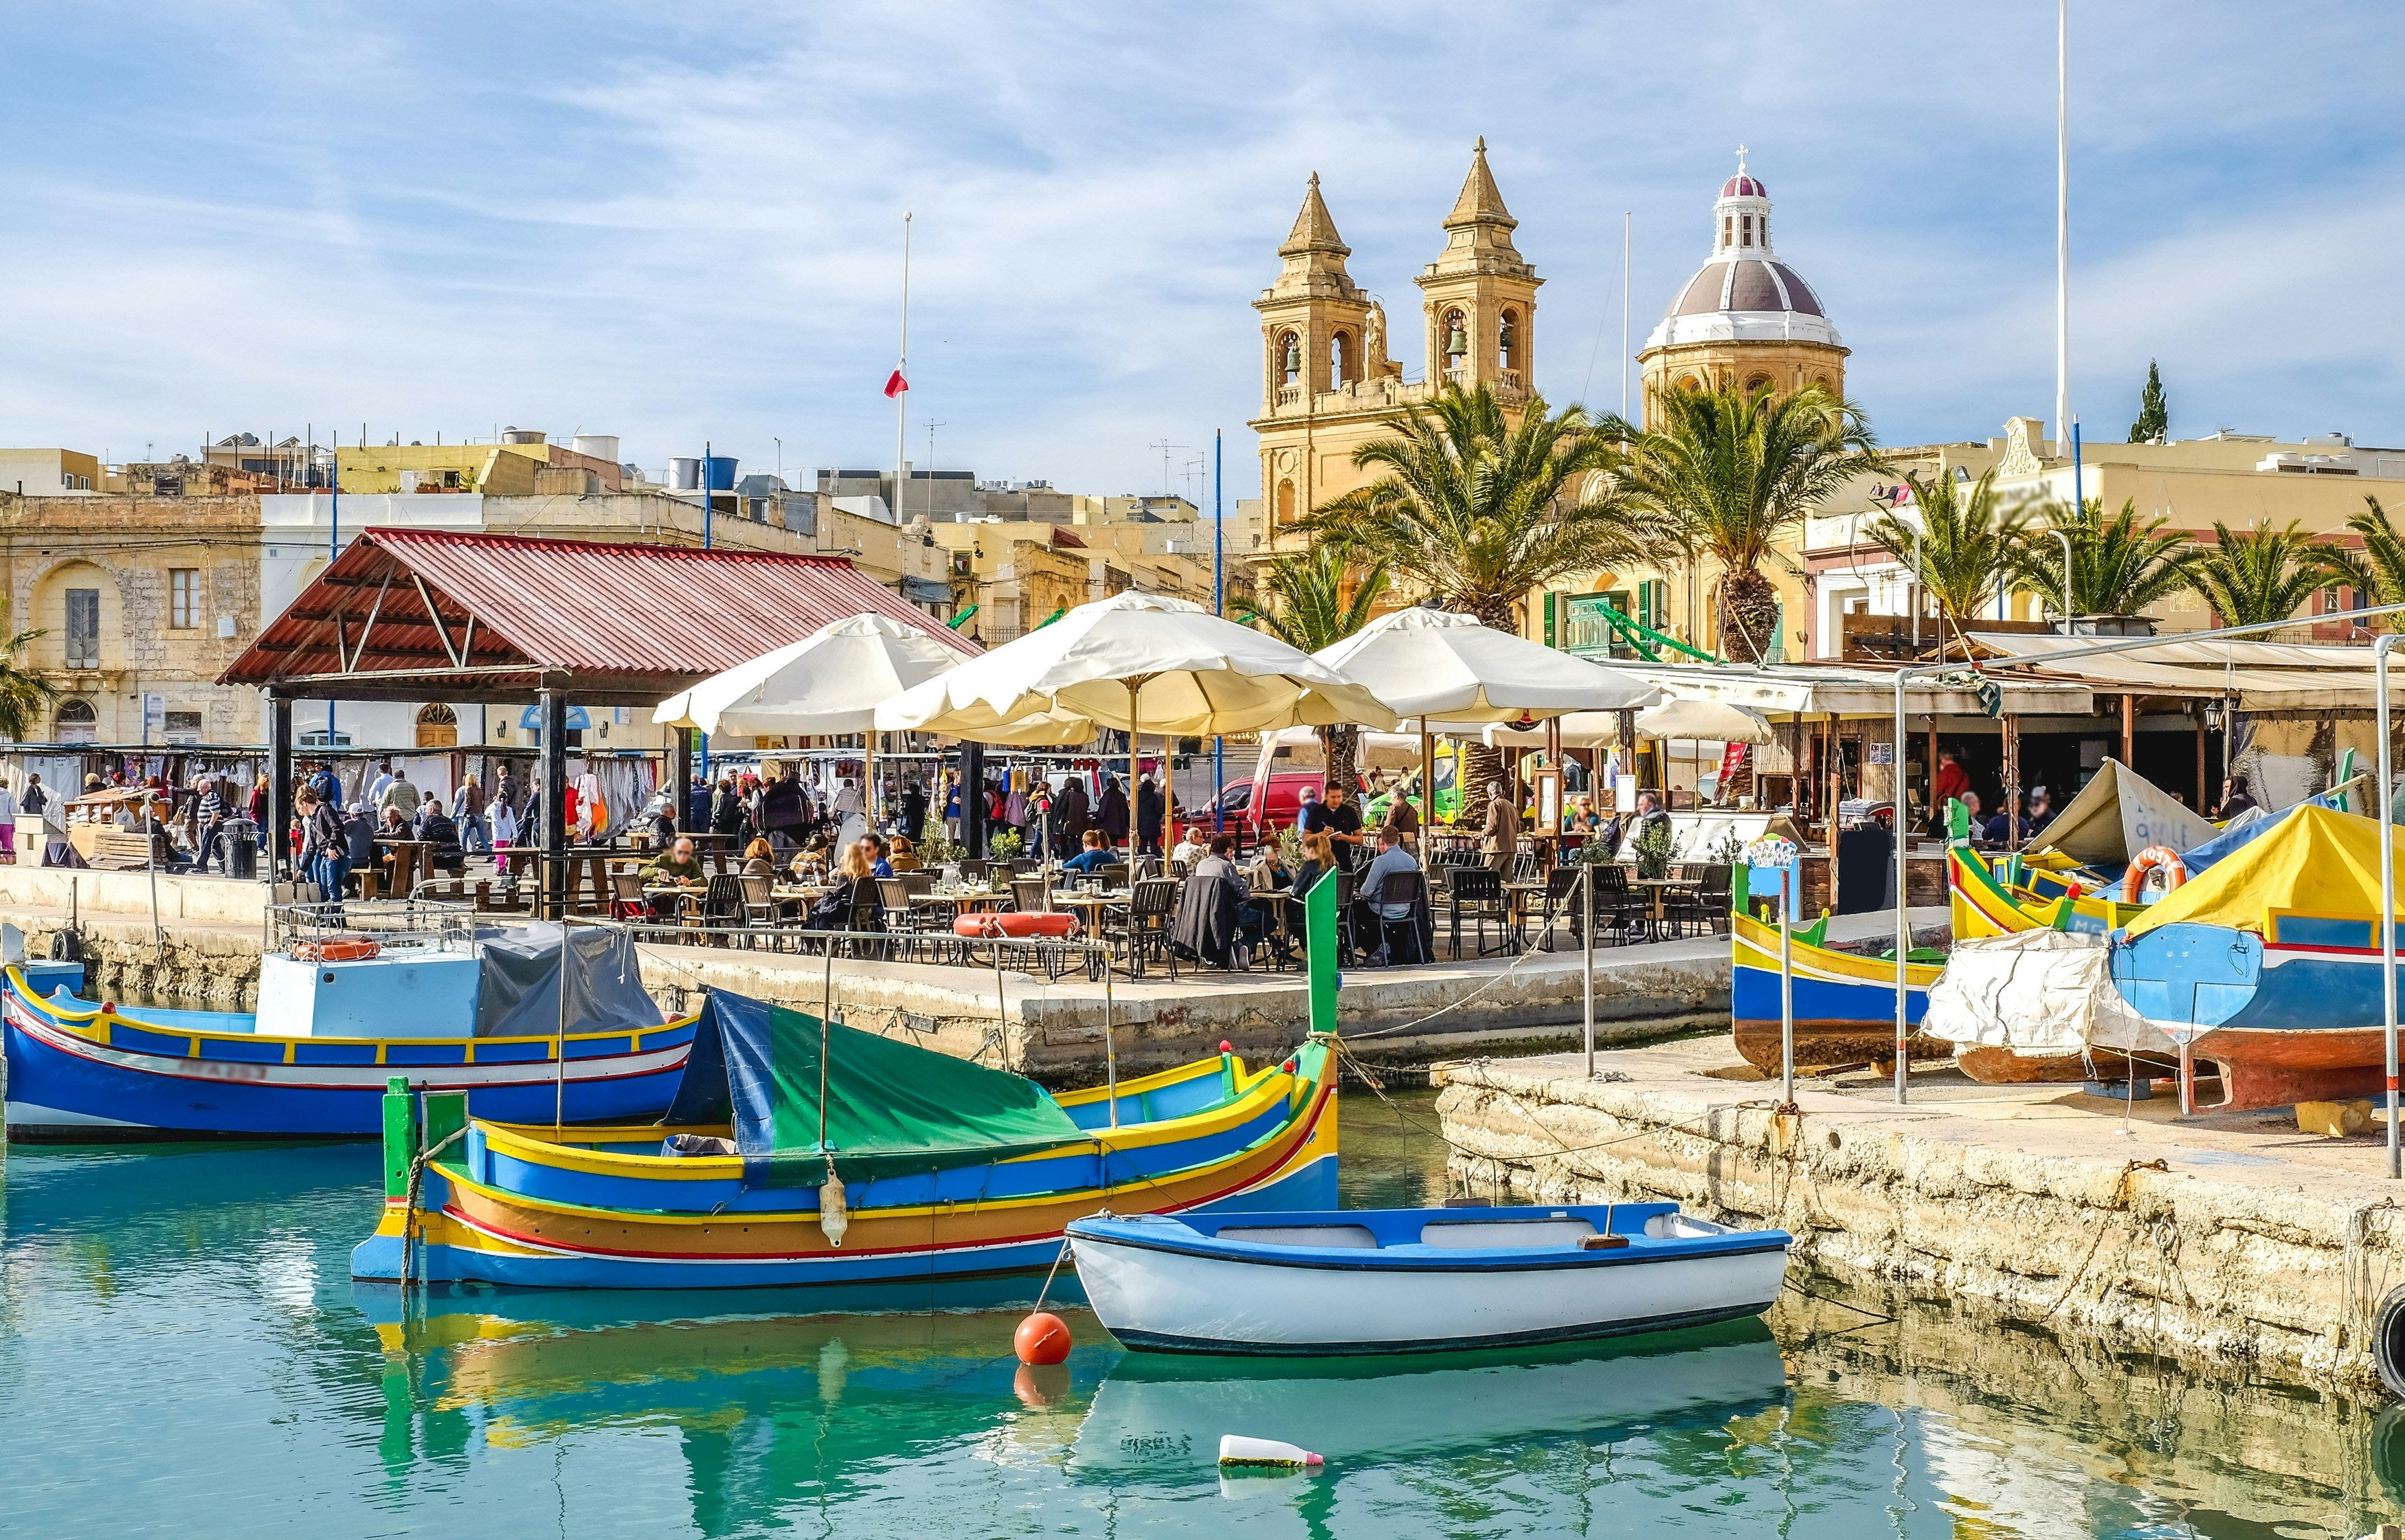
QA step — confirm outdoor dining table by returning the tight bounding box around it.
[1628,875,1700,941]
[1055,890,1130,933]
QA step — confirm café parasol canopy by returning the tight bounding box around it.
[1315,607,1659,721]
[1317,607,1658,816]
[651,612,965,738]
[875,591,1398,796]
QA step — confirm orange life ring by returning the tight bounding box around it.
[2122,846,2187,904]
[292,936,381,963]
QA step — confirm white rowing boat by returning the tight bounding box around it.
[1067,1201,1790,1357]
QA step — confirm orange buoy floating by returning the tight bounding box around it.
[1014,1310,1072,1365]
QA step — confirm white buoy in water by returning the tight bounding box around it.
[1218,1434,1322,1469]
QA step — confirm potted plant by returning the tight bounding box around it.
[1631,816,1675,881]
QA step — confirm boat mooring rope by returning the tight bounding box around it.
[399,1126,469,1295]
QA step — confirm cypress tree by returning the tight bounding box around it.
[2128,359,2168,444]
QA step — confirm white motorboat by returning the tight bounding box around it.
[1066,1201,1791,1357]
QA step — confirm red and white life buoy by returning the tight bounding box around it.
[2122,846,2188,904]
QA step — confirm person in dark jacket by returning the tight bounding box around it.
[759,772,807,849]
[1053,778,1091,849]
[1171,837,1248,968]
[710,777,743,842]
[1136,775,1165,858]
[1097,774,1130,847]
[900,780,927,842]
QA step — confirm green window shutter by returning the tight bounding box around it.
[1543,590,1558,647]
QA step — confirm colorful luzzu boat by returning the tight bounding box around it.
[1730,911,1943,1073]
[2107,803,2402,1110]
[3,924,695,1143]
[354,990,1338,1289]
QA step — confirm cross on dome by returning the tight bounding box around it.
[1720,145,1767,202]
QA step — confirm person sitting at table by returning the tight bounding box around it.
[805,841,876,930]
[1062,828,1114,875]
[1356,825,1427,964]
[1288,831,1339,957]
[644,836,708,887]
[414,802,465,875]
[1249,839,1295,897]
[1565,794,1603,834]
[1170,824,1210,869]
[1173,832,1252,968]
[1631,788,1671,842]
[859,834,895,880]
[741,837,778,878]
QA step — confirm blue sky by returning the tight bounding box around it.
[4,1,2400,503]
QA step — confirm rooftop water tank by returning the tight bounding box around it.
[701,454,738,491]
[669,457,702,491]
[500,427,547,445]
[570,434,620,463]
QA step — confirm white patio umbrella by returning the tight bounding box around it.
[652,613,974,824]
[875,591,1397,807]
[1315,607,1659,825]
[1634,698,1775,744]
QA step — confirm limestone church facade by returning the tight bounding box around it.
[1250,140,1541,557]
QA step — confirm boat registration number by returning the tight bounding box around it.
[183,1058,270,1082]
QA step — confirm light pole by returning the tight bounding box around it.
[2381,634,2400,1178]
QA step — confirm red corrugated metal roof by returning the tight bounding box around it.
[220,528,976,701]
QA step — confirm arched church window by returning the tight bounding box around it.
[1743,373,1773,394]
[1498,309,1519,371]
[1329,331,1350,389]
[1275,480,1296,524]
[1277,331,1301,388]
[55,698,96,744]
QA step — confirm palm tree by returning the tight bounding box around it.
[0,599,55,741]
[2183,520,2347,629]
[1238,542,1390,796]
[1862,467,2021,661]
[2336,496,2405,625]
[2008,496,2194,620]
[1296,381,1657,819]
[1607,380,1883,663]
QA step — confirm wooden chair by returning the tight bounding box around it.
[844,883,887,959]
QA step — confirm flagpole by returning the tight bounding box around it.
[895,212,912,524]
[2055,0,2070,453]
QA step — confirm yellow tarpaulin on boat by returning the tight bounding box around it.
[2122,802,2405,937]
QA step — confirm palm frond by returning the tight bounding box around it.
[2184,520,2345,629]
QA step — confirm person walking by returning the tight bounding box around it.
[188,775,225,873]
[1136,774,1165,860]
[297,788,348,919]
[1481,779,1522,876]
[454,775,489,854]
[1097,773,1130,849]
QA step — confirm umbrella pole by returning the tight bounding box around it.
[1421,726,1435,843]
[1126,678,1145,862]
[865,730,875,834]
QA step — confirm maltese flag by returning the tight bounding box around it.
[883,368,909,399]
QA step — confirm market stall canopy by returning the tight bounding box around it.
[874,591,1398,739]
[652,613,967,738]
[1413,712,1622,749]
[220,529,976,704]
[2033,757,2215,869]
[1311,607,1658,722]
[1972,632,2405,711]
[1586,660,2092,718]
[1633,698,1776,745]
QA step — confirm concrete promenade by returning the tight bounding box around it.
[634,908,1945,1081]
[1434,1036,2405,1392]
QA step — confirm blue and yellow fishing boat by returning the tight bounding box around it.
[355,992,1337,1289]
[3,925,695,1143]
[1730,911,1943,1072]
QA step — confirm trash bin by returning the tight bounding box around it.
[220,819,259,880]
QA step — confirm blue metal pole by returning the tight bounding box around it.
[1212,428,1224,833]
[2071,416,2083,518]
[328,429,339,741]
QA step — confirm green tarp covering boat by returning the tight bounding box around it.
[661,992,1088,1188]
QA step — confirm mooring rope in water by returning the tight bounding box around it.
[1339,934,1556,1040]
[1030,1236,1074,1315]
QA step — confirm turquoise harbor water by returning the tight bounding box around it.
[3,1089,2400,1537]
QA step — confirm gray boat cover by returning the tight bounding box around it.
[473,922,664,1038]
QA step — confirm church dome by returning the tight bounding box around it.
[1645,153,1842,353]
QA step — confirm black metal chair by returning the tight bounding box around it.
[1011,876,1051,913]
[1367,869,1428,965]
[1446,866,1511,959]
[1101,862,1131,891]
[686,874,744,946]
[1534,864,1586,951]
[1114,877,1181,979]
[738,873,783,947]
[1664,863,1733,937]
[844,882,888,959]
[959,858,990,886]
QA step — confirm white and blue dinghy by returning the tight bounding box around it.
[1067,1201,1791,1356]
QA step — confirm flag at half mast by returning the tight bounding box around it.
[884,368,909,399]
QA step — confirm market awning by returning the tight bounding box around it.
[219,529,978,704]
[1972,632,2405,711]
[1586,659,2093,717]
